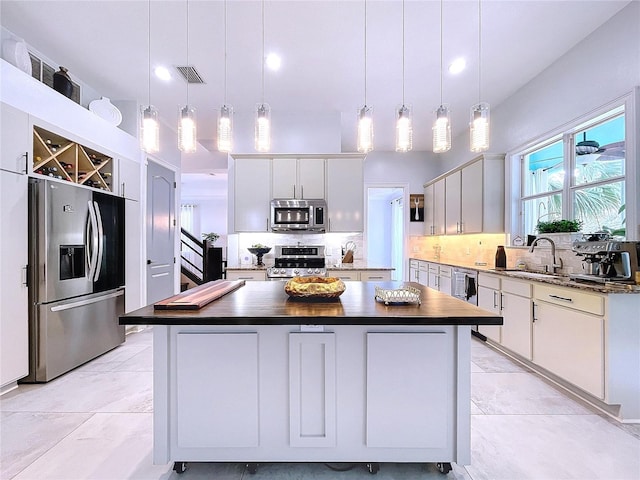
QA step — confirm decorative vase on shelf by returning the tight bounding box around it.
[53,66,73,98]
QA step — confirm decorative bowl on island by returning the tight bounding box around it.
[247,245,271,266]
[285,276,346,300]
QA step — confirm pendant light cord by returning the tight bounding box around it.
[186,0,190,105]
[147,0,151,106]
[364,0,367,106]
[401,0,405,105]
[478,0,482,103]
[261,0,265,105]
[439,0,443,105]
[224,0,227,104]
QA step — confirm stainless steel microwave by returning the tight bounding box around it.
[270,199,326,233]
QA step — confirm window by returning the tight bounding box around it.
[518,105,627,238]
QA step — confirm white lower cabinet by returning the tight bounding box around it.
[500,278,532,360]
[225,270,266,281]
[477,274,501,343]
[418,261,429,286]
[289,333,336,447]
[366,332,450,448]
[175,332,259,447]
[327,270,392,281]
[533,289,604,399]
[409,260,420,283]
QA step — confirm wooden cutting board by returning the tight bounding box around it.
[153,279,245,310]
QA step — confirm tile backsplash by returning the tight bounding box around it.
[409,233,585,275]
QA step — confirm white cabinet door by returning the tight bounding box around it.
[225,271,266,281]
[501,291,532,359]
[461,160,483,234]
[366,332,450,448]
[424,183,435,235]
[433,179,446,235]
[477,285,501,342]
[235,158,271,232]
[176,332,259,447]
[326,158,363,232]
[116,157,141,201]
[330,271,360,280]
[298,158,325,199]
[417,262,429,286]
[533,302,604,398]
[289,333,336,447]
[439,274,452,296]
[0,171,29,386]
[445,170,461,235]
[272,158,297,198]
[0,102,29,174]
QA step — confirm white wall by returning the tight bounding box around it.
[363,150,439,237]
[438,1,640,172]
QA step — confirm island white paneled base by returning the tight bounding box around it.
[152,324,471,466]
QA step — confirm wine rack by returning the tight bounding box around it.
[32,126,113,191]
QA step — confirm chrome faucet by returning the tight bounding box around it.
[529,236,563,274]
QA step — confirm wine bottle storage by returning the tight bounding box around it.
[33,126,113,191]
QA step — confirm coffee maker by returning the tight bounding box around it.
[571,240,640,283]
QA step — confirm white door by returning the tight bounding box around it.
[146,161,176,305]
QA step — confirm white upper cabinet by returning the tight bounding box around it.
[425,154,504,236]
[272,158,325,199]
[234,157,271,232]
[116,157,141,201]
[326,157,364,232]
[0,102,29,174]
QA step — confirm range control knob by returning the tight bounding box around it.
[307,268,313,274]
[280,269,286,274]
[314,268,320,274]
[293,269,300,276]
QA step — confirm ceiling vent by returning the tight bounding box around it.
[175,65,205,84]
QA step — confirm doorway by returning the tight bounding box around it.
[146,160,176,305]
[367,186,405,281]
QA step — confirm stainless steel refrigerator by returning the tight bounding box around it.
[24,178,125,382]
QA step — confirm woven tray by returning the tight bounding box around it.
[374,286,421,305]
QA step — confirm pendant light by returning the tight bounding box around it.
[255,0,271,152]
[217,0,233,153]
[140,0,159,153]
[357,0,373,153]
[395,0,412,152]
[178,0,197,153]
[470,0,489,153]
[432,0,451,153]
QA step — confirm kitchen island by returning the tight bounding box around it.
[120,281,502,474]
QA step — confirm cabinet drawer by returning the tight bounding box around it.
[418,262,429,272]
[428,265,439,274]
[534,284,604,315]
[409,259,419,269]
[478,272,501,290]
[501,277,531,298]
[361,271,391,281]
[438,266,452,277]
[331,271,360,281]
[226,271,266,281]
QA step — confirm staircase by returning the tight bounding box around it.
[180,229,226,289]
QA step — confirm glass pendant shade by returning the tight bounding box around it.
[140,105,160,153]
[395,105,413,152]
[433,105,451,153]
[178,106,197,153]
[217,105,233,153]
[357,105,374,153]
[470,102,490,153]
[255,103,271,152]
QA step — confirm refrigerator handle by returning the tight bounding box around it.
[50,289,124,312]
[86,201,99,280]
[93,201,104,282]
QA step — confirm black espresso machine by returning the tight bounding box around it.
[571,240,640,283]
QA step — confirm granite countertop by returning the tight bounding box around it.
[410,258,640,294]
[226,262,394,271]
[120,281,501,326]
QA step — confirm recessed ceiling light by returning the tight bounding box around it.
[265,53,281,71]
[154,66,171,81]
[448,58,466,74]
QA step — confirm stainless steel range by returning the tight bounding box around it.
[267,245,326,280]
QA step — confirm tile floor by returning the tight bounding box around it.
[1,328,639,480]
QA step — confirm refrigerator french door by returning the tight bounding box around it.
[24,178,125,382]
